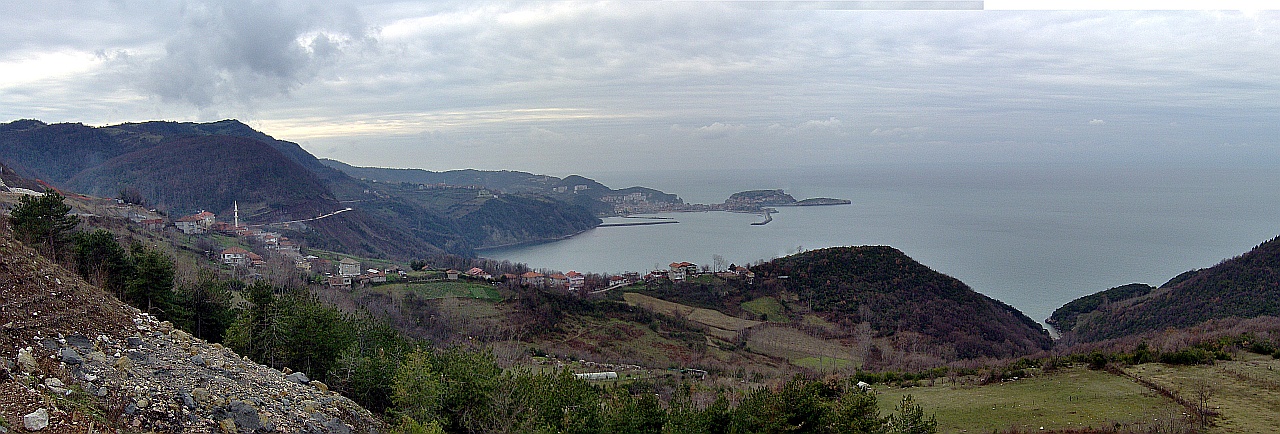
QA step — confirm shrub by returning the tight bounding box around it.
[1159,347,1215,365]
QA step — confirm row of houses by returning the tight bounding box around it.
[644,261,755,282]
[327,257,408,288]
[514,270,587,290]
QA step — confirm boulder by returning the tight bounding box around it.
[65,334,92,350]
[17,347,38,373]
[114,356,134,372]
[61,347,83,365]
[228,401,262,431]
[24,408,49,430]
[286,371,310,385]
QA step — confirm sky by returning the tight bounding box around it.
[2,1,1278,176]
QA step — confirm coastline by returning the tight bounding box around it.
[473,226,596,252]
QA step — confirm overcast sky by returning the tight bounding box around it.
[2,1,1277,175]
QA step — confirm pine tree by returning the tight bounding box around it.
[9,191,79,261]
[124,243,177,319]
[72,229,131,297]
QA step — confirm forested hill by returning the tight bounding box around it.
[65,135,333,216]
[319,159,558,193]
[320,159,685,215]
[1051,235,1280,343]
[752,246,1053,359]
[0,119,601,258]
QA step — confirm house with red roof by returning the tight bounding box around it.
[220,247,249,266]
[566,271,585,290]
[175,211,215,234]
[466,267,492,280]
[521,271,546,287]
[669,261,698,281]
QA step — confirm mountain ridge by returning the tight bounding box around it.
[0,119,602,258]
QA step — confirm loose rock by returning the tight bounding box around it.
[17,347,38,373]
[286,371,310,385]
[61,347,83,364]
[24,408,49,431]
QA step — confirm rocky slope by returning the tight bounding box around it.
[0,231,383,432]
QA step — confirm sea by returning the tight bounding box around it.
[481,163,1280,326]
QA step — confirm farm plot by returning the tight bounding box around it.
[875,366,1183,433]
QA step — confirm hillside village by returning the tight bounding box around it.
[100,191,746,294]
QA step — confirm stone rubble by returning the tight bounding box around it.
[1,233,385,431]
[4,314,386,432]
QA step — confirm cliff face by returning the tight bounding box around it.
[0,231,381,432]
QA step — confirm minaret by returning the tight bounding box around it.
[234,201,240,228]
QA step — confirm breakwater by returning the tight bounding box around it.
[598,220,681,227]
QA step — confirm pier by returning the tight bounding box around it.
[750,210,773,226]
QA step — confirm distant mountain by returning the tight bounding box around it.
[0,119,601,258]
[1051,235,1280,343]
[319,159,558,193]
[321,160,684,217]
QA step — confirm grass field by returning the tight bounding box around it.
[793,356,854,371]
[745,325,860,371]
[380,281,502,301]
[741,296,786,321]
[874,366,1185,433]
[623,293,760,332]
[1125,353,1280,434]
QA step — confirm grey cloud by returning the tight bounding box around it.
[4,4,1280,171]
[143,0,372,107]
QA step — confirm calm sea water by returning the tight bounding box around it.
[482,163,1280,324]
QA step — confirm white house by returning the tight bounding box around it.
[669,261,697,281]
[566,271,585,290]
[220,247,249,266]
[337,258,361,277]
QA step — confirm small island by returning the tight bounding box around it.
[725,189,850,209]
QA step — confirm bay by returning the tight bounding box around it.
[482,163,1280,325]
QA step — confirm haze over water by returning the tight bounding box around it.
[484,163,1280,325]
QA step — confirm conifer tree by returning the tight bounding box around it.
[9,191,79,261]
